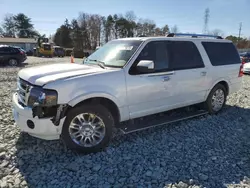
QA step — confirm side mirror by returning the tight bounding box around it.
[136,60,154,73]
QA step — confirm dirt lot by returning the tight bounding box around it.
[0,57,250,188]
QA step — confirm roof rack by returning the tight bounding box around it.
[166,33,223,39]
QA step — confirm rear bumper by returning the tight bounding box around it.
[12,92,65,140]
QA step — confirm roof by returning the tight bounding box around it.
[114,36,231,43]
[0,37,53,44]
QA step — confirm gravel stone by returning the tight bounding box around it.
[1,58,250,188]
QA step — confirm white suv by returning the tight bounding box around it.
[12,33,243,153]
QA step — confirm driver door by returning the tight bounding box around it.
[126,41,174,119]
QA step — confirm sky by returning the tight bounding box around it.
[0,0,249,38]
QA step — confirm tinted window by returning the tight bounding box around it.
[44,44,51,50]
[0,47,11,53]
[168,41,204,70]
[129,41,169,74]
[130,41,204,75]
[202,42,241,66]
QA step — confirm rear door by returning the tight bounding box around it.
[0,47,12,63]
[164,40,208,106]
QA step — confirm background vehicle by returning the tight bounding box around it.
[34,37,53,57]
[0,45,27,66]
[53,46,65,57]
[239,52,250,62]
[12,33,242,153]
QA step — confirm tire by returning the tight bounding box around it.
[8,58,18,67]
[61,104,114,153]
[205,84,227,114]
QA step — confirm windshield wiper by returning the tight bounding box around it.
[87,59,106,69]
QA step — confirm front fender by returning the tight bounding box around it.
[68,91,122,108]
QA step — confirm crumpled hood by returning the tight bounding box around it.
[18,63,107,86]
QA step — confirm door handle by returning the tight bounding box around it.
[201,71,207,76]
[162,76,170,82]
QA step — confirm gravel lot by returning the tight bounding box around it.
[1,57,250,188]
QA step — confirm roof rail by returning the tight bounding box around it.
[166,33,223,39]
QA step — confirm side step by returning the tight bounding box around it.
[118,108,208,134]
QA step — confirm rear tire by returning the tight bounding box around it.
[205,84,227,114]
[61,104,114,154]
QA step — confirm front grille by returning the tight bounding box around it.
[17,78,32,106]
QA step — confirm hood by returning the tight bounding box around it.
[18,63,107,86]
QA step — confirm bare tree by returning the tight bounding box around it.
[125,11,137,22]
[209,29,224,37]
[170,25,179,33]
[136,18,156,36]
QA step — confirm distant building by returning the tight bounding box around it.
[0,37,54,51]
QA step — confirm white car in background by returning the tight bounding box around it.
[243,62,250,74]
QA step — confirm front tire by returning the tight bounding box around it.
[205,84,227,114]
[8,59,18,66]
[61,104,114,153]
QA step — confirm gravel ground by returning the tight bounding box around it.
[1,58,250,188]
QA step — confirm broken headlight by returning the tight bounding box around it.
[28,87,58,107]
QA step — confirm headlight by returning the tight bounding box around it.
[28,87,58,107]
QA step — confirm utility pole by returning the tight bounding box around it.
[238,22,242,42]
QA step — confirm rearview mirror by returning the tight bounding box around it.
[136,60,154,73]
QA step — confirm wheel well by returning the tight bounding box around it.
[74,97,120,125]
[217,81,229,95]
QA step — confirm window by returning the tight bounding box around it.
[0,47,11,53]
[202,42,241,66]
[129,40,204,75]
[43,44,51,50]
[129,41,169,74]
[168,41,204,70]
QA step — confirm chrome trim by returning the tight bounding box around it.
[147,71,175,77]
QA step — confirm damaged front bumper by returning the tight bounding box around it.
[12,92,66,140]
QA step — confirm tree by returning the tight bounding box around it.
[209,29,224,37]
[53,19,72,47]
[161,24,169,35]
[70,19,83,50]
[13,13,39,38]
[2,14,16,37]
[170,25,179,33]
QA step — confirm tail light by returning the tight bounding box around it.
[20,50,24,55]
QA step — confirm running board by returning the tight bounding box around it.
[119,109,208,134]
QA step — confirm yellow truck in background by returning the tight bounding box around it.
[33,37,53,57]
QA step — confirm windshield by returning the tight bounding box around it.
[83,40,143,67]
[43,44,51,50]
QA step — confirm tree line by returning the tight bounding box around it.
[53,11,172,50]
[0,12,249,50]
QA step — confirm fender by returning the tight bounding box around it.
[68,91,122,108]
[204,77,231,100]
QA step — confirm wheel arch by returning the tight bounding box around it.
[68,95,122,125]
[205,79,230,100]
